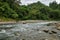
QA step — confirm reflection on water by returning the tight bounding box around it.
[0,22,60,40]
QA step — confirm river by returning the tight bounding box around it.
[0,21,60,40]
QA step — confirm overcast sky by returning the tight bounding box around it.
[21,0,60,5]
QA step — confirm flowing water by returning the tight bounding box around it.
[0,22,60,40]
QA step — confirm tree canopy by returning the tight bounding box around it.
[0,0,60,21]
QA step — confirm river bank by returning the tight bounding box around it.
[0,20,60,25]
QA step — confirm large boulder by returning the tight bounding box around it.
[55,23,60,30]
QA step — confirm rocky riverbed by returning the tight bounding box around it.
[0,21,60,40]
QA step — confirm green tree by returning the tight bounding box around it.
[49,1,58,9]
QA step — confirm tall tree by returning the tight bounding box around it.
[49,1,58,9]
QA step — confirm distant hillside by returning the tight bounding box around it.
[0,0,60,21]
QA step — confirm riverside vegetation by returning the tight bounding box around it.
[0,0,60,21]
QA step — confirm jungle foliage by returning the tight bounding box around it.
[0,0,60,20]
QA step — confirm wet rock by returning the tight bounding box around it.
[43,29,57,34]
[48,30,57,34]
[51,31,57,34]
[49,31,53,34]
[57,27,60,30]
[47,23,53,26]
[22,22,27,24]
[55,23,60,30]
[47,23,57,26]
[43,29,49,33]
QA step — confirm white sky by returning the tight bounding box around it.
[21,0,60,5]
[56,0,60,4]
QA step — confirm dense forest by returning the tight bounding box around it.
[0,0,60,21]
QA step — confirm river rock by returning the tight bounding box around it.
[55,23,60,30]
[43,29,49,33]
